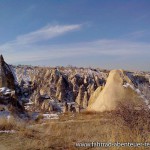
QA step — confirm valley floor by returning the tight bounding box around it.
[0,109,150,150]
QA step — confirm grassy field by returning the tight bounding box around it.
[0,107,149,150]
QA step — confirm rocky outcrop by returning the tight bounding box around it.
[41,99,53,112]
[87,70,145,112]
[87,83,96,97]
[13,65,110,113]
[34,92,41,106]
[0,55,26,117]
[4,62,149,114]
[56,75,67,101]
[0,55,15,89]
[88,86,102,106]
[82,91,89,108]
[75,85,85,107]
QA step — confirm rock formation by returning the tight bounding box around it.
[41,99,53,112]
[56,75,66,101]
[0,55,26,117]
[88,86,102,106]
[0,55,15,89]
[75,84,85,106]
[87,83,96,97]
[82,91,89,108]
[3,62,149,115]
[62,102,68,113]
[87,70,145,112]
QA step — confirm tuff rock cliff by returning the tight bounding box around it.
[0,55,15,89]
[13,65,150,114]
[87,70,147,112]
[0,54,149,117]
[0,55,25,117]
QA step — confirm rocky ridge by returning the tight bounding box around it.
[0,55,25,118]
[13,65,150,114]
[0,55,150,119]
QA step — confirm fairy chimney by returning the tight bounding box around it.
[0,55,15,89]
[82,91,89,108]
[75,84,85,106]
[56,75,66,101]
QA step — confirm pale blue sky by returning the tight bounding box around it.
[0,0,150,71]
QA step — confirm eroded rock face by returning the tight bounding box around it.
[13,66,110,113]
[88,86,103,106]
[56,75,67,101]
[5,63,150,114]
[87,70,146,112]
[0,55,26,117]
[87,83,96,97]
[82,91,89,109]
[0,55,15,89]
[34,92,41,106]
[75,85,85,106]
[41,99,53,112]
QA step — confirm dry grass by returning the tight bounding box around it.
[0,116,17,130]
[22,108,149,150]
[0,107,149,150]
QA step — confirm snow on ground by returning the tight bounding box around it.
[0,87,12,95]
[43,113,59,120]
[13,66,33,84]
[0,130,15,133]
[123,83,134,90]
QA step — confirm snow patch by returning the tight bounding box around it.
[0,130,15,133]
[123,83,134,90]
[43,113,59,120]
[0,87,13,95]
